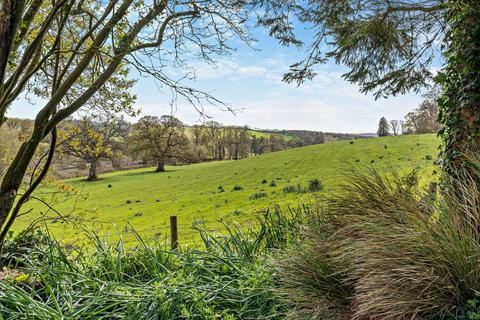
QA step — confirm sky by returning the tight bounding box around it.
[8,19,442,134]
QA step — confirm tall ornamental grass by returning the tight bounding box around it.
[277,156,480,320]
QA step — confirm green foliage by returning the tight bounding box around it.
[259,1,446,97]
[277,158,480,319]
[447,293,480,320]
[438,1,480,175]
[377,117,390,137]
[307,178,323,192]
[0,205,311,319]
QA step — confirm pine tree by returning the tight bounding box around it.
[377,117,390,137]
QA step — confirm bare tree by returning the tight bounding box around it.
[390,120,401,136]
[226,126,250,160]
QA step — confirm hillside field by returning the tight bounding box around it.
[14,134,440,245]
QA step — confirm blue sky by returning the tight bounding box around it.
[9,21,441,134]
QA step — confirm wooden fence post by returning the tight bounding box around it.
[170,215,178,250]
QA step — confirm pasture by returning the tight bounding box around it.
[14,134,439,245]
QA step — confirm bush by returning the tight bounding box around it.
[269,181,277,187]
[308,178,323,192]
[232,185,243,191]
[425,154,433,160]
[261,179,268,184]
[277,159,480,320]
[249,192,268,200]
[282,185,305,194]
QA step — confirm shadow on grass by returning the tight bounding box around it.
[122,169,179,177]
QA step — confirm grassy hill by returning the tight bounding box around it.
[14,134,440,245]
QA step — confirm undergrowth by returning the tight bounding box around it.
[0,205,310,319]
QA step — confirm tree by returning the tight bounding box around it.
[390,120,401,136]
[259,1,479,177]
[438,2,480,176]
[202,121,224,160]
[403,92,442,134]
[404,112,419,134]
[268,134,285,152]
[0,0,257,244]
[377,117,390,137]
[58,115,129,181]
[259,0,447,96]
[129,115,189,172]
[226,126,250,160]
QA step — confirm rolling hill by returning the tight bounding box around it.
[14,134,440,245]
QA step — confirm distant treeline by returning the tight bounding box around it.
[1,116,359,181]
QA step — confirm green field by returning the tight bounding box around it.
[14,134,440,245]
[246,129,295,141]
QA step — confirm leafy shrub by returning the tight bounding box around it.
[232,185,243,191]
[277,159,480,320]
[447,293,480,320]
[0,228,51,268]
[308,178,323,192]
[249,192,267,200]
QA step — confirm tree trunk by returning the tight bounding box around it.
[0,133,42,235]
[156,161,165,172]
[234,144,239,160]
[86,161,98,181]
[0,0,25,86]
[439,1,480,180]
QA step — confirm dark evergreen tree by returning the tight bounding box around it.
[377,117,390,137]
